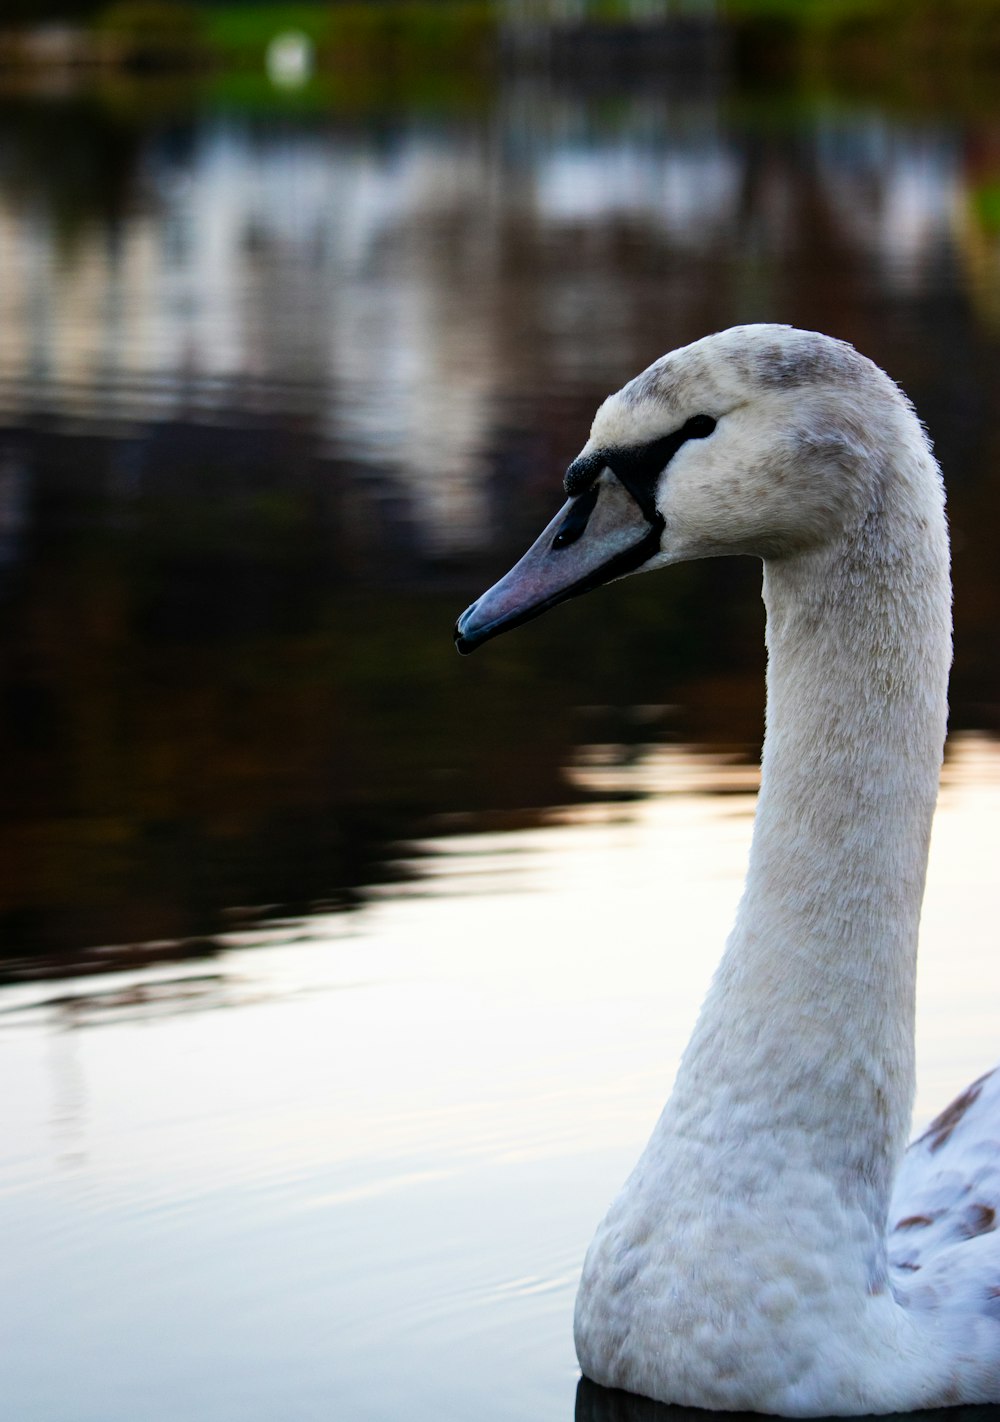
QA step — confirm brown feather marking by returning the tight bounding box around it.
[959,1204,997,1239]
[916,1071,994,1153]
[894,1215,935,1230]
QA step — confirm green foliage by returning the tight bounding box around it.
[972,182,1000,233]
[722,0,883,18]
[197,3,335,54]
[199,2,497,67]
[97,0,200,35]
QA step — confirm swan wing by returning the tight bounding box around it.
[889,1067,1000,1301]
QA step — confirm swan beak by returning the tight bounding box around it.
[454,474,661,655]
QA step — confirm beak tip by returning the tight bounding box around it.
[454,604,481,655]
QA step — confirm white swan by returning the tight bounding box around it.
[454,325,1000,1416]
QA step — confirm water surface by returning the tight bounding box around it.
[2,738,1000,1419]
[3,37,1000,1421]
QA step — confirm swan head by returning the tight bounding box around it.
[454,324,911,654]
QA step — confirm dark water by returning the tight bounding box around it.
[2,60,1000,967]
[3,36,1000,1422]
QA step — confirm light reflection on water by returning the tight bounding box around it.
[0,92,987,560]
[1,737,999,1420]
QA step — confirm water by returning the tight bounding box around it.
[2,739,1000,1419]
[2,33,1000,1420]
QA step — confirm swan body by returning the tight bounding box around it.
[454,326,1000,1415]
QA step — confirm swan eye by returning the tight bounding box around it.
[606,414,717,522]
[607,414,717,484]
[556,413,718,548]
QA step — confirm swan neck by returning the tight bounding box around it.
[667,482,951,1231]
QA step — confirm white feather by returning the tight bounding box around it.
[562,326,1000,1414]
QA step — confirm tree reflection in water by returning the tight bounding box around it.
[1,38,1000,973]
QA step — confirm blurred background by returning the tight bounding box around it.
[4,0,1000,970]
[2,4,1000,1420]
